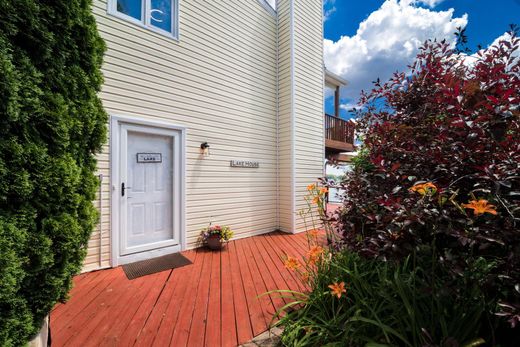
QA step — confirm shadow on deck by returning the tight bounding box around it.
[51,231,313,347]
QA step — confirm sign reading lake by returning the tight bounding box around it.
[137,153,162,163]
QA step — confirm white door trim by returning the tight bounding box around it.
[110,114,187,267]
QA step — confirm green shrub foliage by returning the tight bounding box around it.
[0,1,106,344]
[335,29,520,343]
[278,251,491,346]
[276,29,519,347]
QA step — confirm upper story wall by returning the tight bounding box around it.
[293,0,325,232]
[277,0,324,234]
[277,0,294,233]
[85,0,279,271]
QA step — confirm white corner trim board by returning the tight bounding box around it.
[275,0,280,230]
[290,0,296,233]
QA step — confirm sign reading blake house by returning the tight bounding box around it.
[230,160,260,168]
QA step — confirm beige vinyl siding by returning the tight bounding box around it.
[277,0,294,232]
[277,0,324,234]
[293,0,324,232]
[84,143,111,272]
[85,0,278,271]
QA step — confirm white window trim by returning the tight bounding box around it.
[257,0,277,16]
[107,0,180,40]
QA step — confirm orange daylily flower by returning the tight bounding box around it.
[308,229,320,239]
[312,196,320,204]
[319,187,328,195]
[307,183,316,191]
[462,199,498,216]
[284,256,301,270]
[328,282,347,299]
[409,182,437,195]
[307,246,324,264]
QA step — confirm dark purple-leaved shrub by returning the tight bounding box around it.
[335,28,520,334]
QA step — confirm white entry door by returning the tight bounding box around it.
[118,123,182,262]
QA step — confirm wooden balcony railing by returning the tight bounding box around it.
[325,114,355,145]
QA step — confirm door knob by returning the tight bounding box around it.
[121,183,132,196]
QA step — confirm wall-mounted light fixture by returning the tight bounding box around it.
[200,142,210,156]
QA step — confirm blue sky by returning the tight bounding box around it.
[323,0,520,119]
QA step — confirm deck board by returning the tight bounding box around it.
[221,244,238,347]
[169,249,207,346]
[204,250,222,346]
[253,235,299,302]
[134,252,194,346]
[243,237,277,325]
[227,241,253,344]
[51,232,312,346]
[51,268,115,324]
[187,249,213,346]
[245,237,285,316]
[152,251,200,346]
[260,234,306,293]
[233,237,268,336]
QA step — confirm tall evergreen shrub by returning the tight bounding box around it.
[0,1,107,344]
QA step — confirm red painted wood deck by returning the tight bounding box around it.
[50,231,313,347]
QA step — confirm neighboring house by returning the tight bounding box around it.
[84,0,354,272]
[324,69,355,162]
[324,71,355,206]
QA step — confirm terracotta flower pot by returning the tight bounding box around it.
[207,235,224,250]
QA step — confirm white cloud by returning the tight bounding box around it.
[324,6,337,22]
[458,31,519,68]
[418,0,446,7]
[401,0,447,7]
[340,102,361,111]
[324,0,468,101]
[486,31,518,54]
[323,0,337,22]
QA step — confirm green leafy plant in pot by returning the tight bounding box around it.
[201,224,233,250]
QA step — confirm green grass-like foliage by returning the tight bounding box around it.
[277,251,490,347]
[0,1,107,345]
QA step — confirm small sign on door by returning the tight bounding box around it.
[137,153,162,163]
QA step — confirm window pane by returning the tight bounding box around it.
[117,0,142,20]
[324,85,335,116]
[150,0,172,33]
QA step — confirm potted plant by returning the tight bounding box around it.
[200,224,234,250]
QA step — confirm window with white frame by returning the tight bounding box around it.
[109,0,179,39]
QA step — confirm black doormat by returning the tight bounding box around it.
[122,252,192,280]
